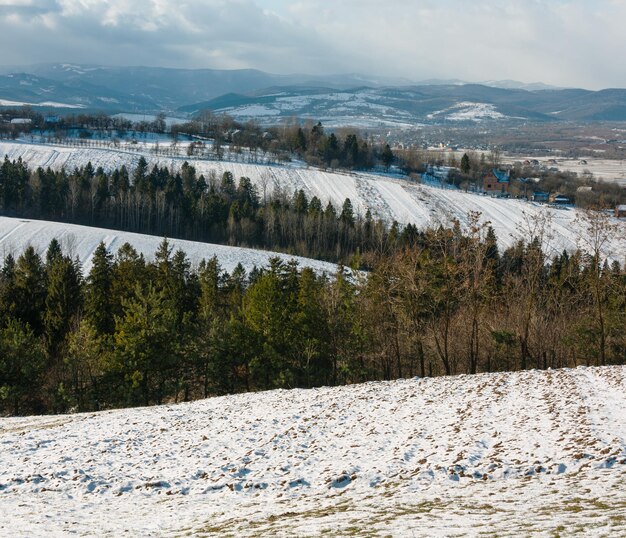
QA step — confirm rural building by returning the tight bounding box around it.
[549,193,572,205]
[10,118,32,125]
[532,191,550,203]
[483,169,510,195]
[616,204,626,218]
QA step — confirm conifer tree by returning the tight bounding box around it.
[14,246,46,334]
[0,318,45,415]
[85,242,114,335]
[44,255,82,357]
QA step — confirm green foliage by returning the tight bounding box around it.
[0,319,46,415]
[0,211,624,415]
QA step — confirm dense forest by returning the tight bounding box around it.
[0,208,624,415]
[0,156,411,265]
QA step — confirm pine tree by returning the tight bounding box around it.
[461,153,471,174]
[14,246,46,334]
[44,255,83,358]
[85,242,114,335]
[0,318,46,415]
[381,144,394,169]
[113,283,177,405]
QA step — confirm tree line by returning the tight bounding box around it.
[1,210,624,416]
[0,157,417,266]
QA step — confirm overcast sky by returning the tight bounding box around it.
[0,0,624,89]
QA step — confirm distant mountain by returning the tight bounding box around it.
[0,63,416,113]
[0,64,625,124]
[180,83,626,126]
[480,80,563,91]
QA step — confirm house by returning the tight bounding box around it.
[483,169,510,195]
[532,191,550,203]
[616,205,626,218]
[549,193,572,205]
[10,118,32,125]
[421,165,456,184]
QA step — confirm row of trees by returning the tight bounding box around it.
[173,115,395,171]
[0,157,417,265]
[1,212,624,415]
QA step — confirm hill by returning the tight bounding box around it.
[1,64,625,123]
[1,366,624,536]
[181,84,626,126]
[1,140,625,261]
[0,216,340,275]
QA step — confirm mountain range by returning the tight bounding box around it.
[1,63,625,125]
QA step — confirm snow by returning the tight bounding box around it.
[224,105,281,118]
[1,366,625,536]
[0,217,341,276]
[1,140,625,261]
[427,102,506,121]
[111,113,190,127]
[0,99,30,107]
[0,99,85,109]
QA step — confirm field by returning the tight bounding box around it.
[0,366,624,536]
[0,216,339,275]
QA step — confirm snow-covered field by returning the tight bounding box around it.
[1,366,624,537]
[1,140,625,260]
[0,217,340,275]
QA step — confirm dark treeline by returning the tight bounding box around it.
[175,113,394,171]
[1,211,624,416]
[0,156,412,265]
[1,108,394,171]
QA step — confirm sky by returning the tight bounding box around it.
[0,0,624,89]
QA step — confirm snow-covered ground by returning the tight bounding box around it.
[1,140,625,261]
[0,217,340,275]
[427,102,507,122]
[1,366,625,537]
[0,99,85,109]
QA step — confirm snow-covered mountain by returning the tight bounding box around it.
[2,140,625,261]
[1,366,624,536]
[0,216,340,276]
[1,64,623,123]
[180,84,626,125]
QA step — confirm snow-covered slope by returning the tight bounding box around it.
[1,140,625,260]
[1,366,625,536]
[0,217,339,275]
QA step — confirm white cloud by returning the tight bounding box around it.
[0,0,624,88]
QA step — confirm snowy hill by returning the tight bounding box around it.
[2,140,625,260]
[1,366,625,536]
[0,217,340,275]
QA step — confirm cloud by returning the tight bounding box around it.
[0,0,624,88]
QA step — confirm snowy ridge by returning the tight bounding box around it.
[1,140,625,260]
[1,366,625,536]
[0,217,340,275]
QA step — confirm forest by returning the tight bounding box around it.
[0,156,411,265]
[0,199,624,415]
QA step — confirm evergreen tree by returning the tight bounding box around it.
[113,283,177,405]
[381,144,394,169]
[85,242,115,335]
[0,318,46,415]
[13,246,46,334]
[461,153,471,174]
[43,255,83,357]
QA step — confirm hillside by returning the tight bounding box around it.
[2,140,625,261]
[1,366,625,536]
[1,65,625,122]
[181,84,626,125]
[0,216,340,275]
